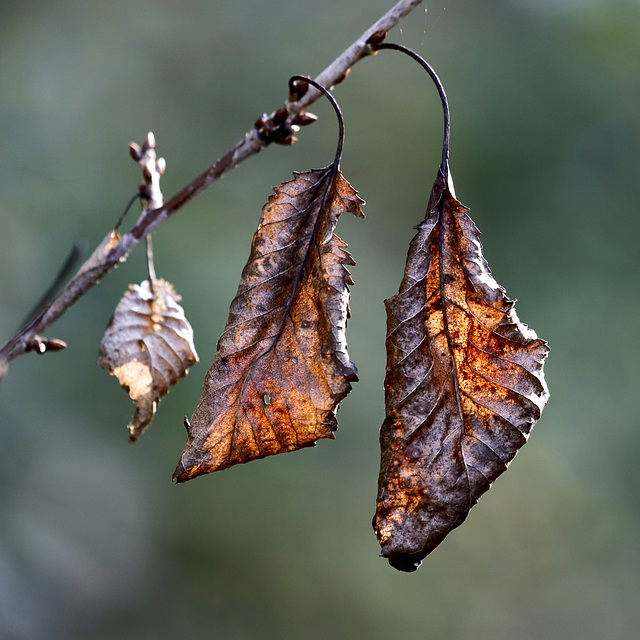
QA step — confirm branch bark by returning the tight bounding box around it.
[0,0,424,379]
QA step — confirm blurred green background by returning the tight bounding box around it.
[1,0,639,638]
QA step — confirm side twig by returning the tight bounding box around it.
[0,0,423,379]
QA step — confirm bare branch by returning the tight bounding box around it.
[0,0,424,379]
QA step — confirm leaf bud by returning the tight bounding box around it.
[42,338,68,352]
[275,135,297,146]
[292,112,318,126]
[365,29,387,50]
[272,107,289,125]
[129,142,143,161]
[334,68,350,85]
[144,131,156,150]
[289,78,309,102]
[28,336,68,354]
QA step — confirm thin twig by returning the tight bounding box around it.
[130,133,164,287]
[0,0,424,379]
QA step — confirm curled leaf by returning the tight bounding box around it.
[174,166,363,481]
[97,278,198,442]
[373,168,549,571]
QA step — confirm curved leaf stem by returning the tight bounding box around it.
[114,191,144,232]
[289,76,345,169]
[375,42,450,174]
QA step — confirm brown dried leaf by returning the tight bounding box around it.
[373,168,549,572]
[97,278,198,442]
[174,166,363,481]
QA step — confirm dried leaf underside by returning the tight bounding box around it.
[174,166,363,481]
[97,278,198,442]
[374,169,549,571]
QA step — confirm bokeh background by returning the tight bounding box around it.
[1,0,639,638]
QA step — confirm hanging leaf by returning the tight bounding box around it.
[174,77,363,482]
[174,166,363,481]
[97,278,198,442]
[369,41,549,572]
[373,168,550,571]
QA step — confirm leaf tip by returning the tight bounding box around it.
[172,458,190,483]
[386,553,422,573]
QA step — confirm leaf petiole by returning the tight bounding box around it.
[372,42,451,174]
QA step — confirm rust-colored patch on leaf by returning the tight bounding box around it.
[174,166,363,481]
[97,278,198,442]
[373,168,549,572]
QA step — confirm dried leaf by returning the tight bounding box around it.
[97,278,198,442]
[174,166,363,481]
[373,168,549,571]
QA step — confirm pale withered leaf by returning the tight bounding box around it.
[97,278,198,442]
